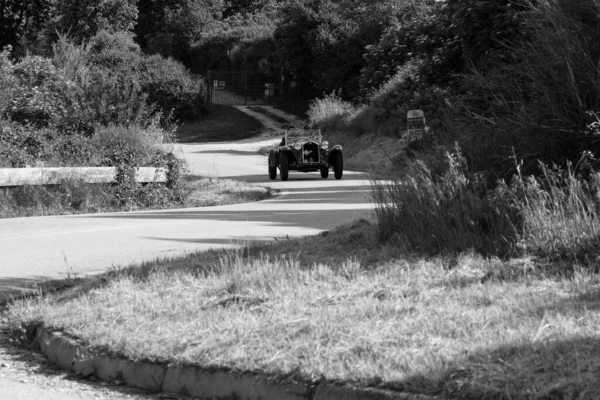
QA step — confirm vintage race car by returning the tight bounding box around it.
[268,126,343,181]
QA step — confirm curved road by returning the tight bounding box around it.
[0,138,374,303]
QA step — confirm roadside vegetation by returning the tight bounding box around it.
[5,0,600,398]
[0,34,268,218]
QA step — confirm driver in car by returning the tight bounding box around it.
[281,125,311,146]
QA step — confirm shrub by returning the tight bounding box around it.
[8,55,78,128]
[94,123,164,167]
[306,91,358,131]
[139,55,205,121]
[0,46,17,117]
[87,30,142,69]
[373,147,520,257]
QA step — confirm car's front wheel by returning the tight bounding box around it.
[332,152,343,180]
[279,152,289,181]
[269,164,277,180]
[320,166,329,178]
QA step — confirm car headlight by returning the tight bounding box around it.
[294,142,302,150]
[321,140,329,149]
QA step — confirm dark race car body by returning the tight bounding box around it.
[268,127,343,181]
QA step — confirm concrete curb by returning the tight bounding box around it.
[35,327,441,400]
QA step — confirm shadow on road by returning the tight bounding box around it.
[83,208,371,229]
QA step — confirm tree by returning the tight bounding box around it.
[0,0,52,50]
[140,0,225,61]
[52,0,139,42]
[135,0,186,49]
[274,0,410,99]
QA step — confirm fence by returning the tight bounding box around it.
[206,70,282,105]
[0,167,166,187]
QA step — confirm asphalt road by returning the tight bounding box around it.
[0,138,375,303]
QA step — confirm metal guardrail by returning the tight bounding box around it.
[0,167,167,187]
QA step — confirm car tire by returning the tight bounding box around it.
[269,165,277,180]
[280,152,289,181]
[320,166,329,178]
[333,152,343,180]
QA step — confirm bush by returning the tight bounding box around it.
[306,91,358,131]
[0,46,17,117]
[139,55,205,121]
[8,55,78,128]
[87,30,142,69]
[94,123,164,167]
[373,147,520,257]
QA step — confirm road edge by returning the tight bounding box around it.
[34,326,442,400]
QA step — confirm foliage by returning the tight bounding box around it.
[135,0,187,49]
[358,1,439,96]
[0,47,17,117]
[456,0,600,178]
[274,0,411,100]
[86,30,143,69]
[51,0,139,42]
[0,0,52,51]
[141,0,225,61]
[373,147,520,257]
[306,91,357,131]
[139,54,205,121]
[7,55,79,128]
[373,145,600,261]
[510,157,600,260]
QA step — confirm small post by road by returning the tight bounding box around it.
[405,109,426,141]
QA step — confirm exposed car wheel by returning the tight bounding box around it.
[333,152,343,180]
[320,166,329,178]
[279,152,289,181]
[269,165,277,180]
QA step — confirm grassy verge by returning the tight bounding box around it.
[0,177,270,218]
[7,219,600,398]
[176,105,264,143]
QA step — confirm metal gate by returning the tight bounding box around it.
[206,70,282,105]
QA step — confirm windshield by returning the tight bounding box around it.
[285,128,321,143]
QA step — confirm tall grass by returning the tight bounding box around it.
[458,0,600,177]
[373,148,520,257]
[93,123,165,165]
[515,160,600,260]
[0,181,113,218]
[373,148,600,261]
[306,91,360,131]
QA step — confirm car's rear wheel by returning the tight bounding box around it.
[320,166,329,178]
[333,152,343,180]
[279,152,289,181]
[268,164,277,180]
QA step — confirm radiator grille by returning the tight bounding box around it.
[302,142,320,163]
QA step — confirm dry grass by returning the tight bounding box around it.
[8,219,600,398]
[0,177,270,218]
[183,175,271,207]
